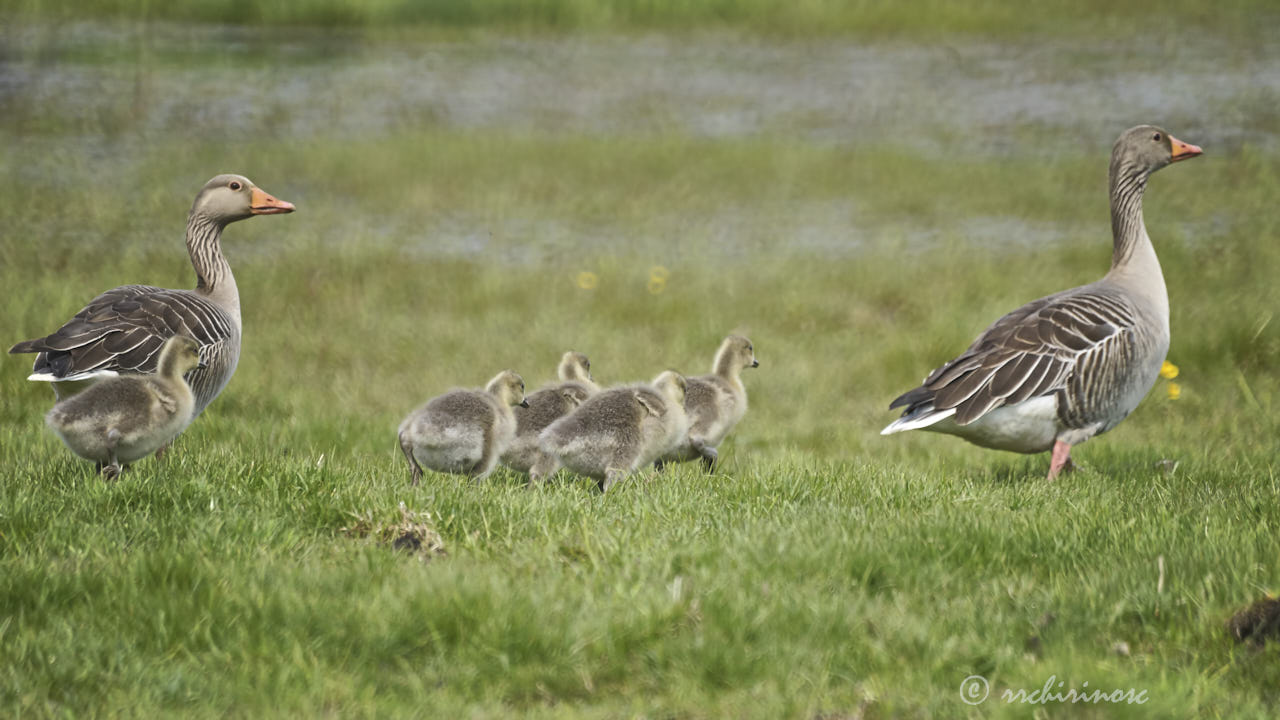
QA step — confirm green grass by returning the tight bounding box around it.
[3,14,1280,719]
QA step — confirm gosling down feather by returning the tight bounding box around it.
[502,351,600,481]
[9,174,295,419]
[398,370,528,485]
[882,125,1202,479]
[540,370,688,492]
[661,335,758,471]
[45,335,205,479]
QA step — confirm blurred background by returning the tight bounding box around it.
[2,0,1278,470]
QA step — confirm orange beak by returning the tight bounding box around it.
[1169,135,1203,163]
[250,187,296,215]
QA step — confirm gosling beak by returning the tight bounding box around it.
[250,187,296,215]
[1169,135,1203,163]
[751,360,760,368]
[519,400,530,408]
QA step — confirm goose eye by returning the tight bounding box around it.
[229,181,242,191]
[1152,132,1162,142]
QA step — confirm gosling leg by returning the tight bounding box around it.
[690,439,718,472]
[101,429,123,481]
[398,432,423,486]
[601,468,628,493]
[528,453,561,487]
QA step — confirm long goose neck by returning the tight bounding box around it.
[187,214,240,319]
[1106,159,1168,319]
[712,349,742,391]
[1108,163,1150,269]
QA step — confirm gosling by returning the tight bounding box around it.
[502,351,601,481]
[661,335,758,471]
[45,335,204,479]
[539,370,688,492]
[398,370,528,485]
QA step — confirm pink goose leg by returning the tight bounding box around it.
[1047,440,1074,481]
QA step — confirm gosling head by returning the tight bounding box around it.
[714,335,759,376]
[1111,126,1201,184]
[652,370,687,407]
[157,335,205,378]
[191,174,296,226]
[557,351,593,384]
[486,370,529,408]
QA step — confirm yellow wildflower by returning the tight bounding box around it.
[1167,382,1181,400]
[647,276,666,295]
[576,271,598,290]
[1160,361,1179,380]
[649,265,670,282]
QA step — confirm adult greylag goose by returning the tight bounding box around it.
[9,174,294,419]
[45,335,205,479]
[881,126,1201,479]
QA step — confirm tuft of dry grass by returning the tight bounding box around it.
[341,502,447,561]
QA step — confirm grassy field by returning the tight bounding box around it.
[3,6,1280,718]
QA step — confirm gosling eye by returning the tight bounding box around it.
[1152,132,1162,142]
[229,180,243,191]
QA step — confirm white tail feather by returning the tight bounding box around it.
[880,405,956,435]
[28,369,119,383]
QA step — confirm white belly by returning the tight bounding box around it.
[411,426,485,474]
[926,395,1061,453]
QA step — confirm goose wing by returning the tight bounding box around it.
[889,287,1138,426]
[9,284,234,380]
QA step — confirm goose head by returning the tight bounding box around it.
[652,370,687,407]
[159,335,205,378]
[716,335,759,373]
[191,174,295,226]
[558,351,594,384]
[1111,126,1202,181]
[487,370,529,408]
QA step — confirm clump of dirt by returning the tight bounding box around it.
[1227,595,1280,647]
[342,502,446,562]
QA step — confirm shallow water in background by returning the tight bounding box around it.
[5,23,1278,148]
[1,22,1275,259]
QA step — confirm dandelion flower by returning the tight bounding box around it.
[647,276,666,295]
[1167,382,1181,400]
[649,265,670,282]
[1160,361,1179,380]
[576,271,598,290]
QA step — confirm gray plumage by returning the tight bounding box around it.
[540,371,688,492]
[502,351,601,479]
[882,125,1202,479]
[9,174,295,419]
[398,370,528,485]
[662,335,758,470]
[45,335,204,479]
